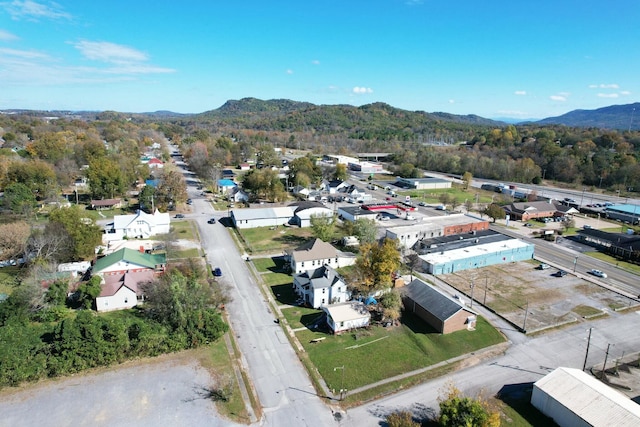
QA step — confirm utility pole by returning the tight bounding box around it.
[469,280,474,309]
[582,327,592,371]
[483,274,488,305]
[334,366,346,401]
[522,301,529,332]
[601,343,613,380]
[573,256,578,273]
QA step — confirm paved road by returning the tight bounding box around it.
[193,196,338,426]
[341,294,640,426]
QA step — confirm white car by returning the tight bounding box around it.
[590,269,607,278]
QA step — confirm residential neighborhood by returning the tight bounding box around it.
[2,122,640,427]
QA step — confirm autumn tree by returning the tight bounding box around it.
[242,168,286,202]
[352,218,377,244]
[6,159,58,199]
[47,206,102,261]
[288,155,322,187]
[0,221,30,261]
[483,203,506,223]
[87,157,125,199]
[438,384,500,427]
[310,214,335,241]
[155,166,187,208]
[353,238,401,295]
[333,163,348,181]
[462,171,473,190]
[377,290,402,323]
[385,410,420,427]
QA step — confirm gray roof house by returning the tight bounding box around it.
[401,278,477,334]
[293,264,351,309]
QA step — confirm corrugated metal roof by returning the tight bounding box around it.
[534,367,640,426]
[231,206,295,221]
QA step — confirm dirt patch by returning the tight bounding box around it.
[440,261,634,333]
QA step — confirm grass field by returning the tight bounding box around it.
[296,315,505,392]
[395,186,497,206]
[239,226,313,253]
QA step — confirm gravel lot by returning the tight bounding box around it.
[440,260,635,333]
[0,352,242,427]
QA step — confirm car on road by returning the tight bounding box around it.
[554,269,567,277]
[186,198,193,205]
[213,267,222,277]
[538,263,550,270]
[207,218,216,224]
[590,269,607,278]
[418,202,427,207]
[175,214,185,219]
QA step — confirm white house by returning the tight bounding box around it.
[291,202,334,227]
[95,270,155,312]
[103,209,171,242]
[293,264,350,308]
[57,261,91,278]
[323,301,371,334]
[230,187,250,203]
[92,248,166,277]
[287,238,356,274]
[323,179,349,194]
[231,206,296,229]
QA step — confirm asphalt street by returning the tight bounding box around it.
[193,195,338,426]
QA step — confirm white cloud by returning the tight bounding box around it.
[311,59,320,65]
[589,83,619,89]
[620,90,631,96]
[550,95,567,101]
[514,90,527,96]
[286,69,293,75]
[597,93,619,98]
[73,40,148,64]
[352,86,373,94]
[0,46,48,59]
[0,29,18,41]
[2,0,71,21]
[448,99,455,104]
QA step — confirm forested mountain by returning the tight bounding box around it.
[534,102,640,130]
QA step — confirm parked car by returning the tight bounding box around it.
[590,269,607,278]
[418,202,427,207]
[538,263,550,270]
[213,267,222,277]
[175,214,185,219]
[186,198,193,205]
[207,218,216,224]
[554,270,567,277]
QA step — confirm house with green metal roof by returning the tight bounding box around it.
[93,248,166,277]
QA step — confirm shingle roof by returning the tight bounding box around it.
[93,248,165,273]
[294,264,344,290]
[401,278,472,321]
[291,239,337,262]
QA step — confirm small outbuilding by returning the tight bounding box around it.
[323,301,371,334]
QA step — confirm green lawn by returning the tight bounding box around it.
[395,187,496,205]
[281,306,324,329]
[239,226,313,253]
[584,251,640,275]
[261,272,292,287]
[170,220,198,240]
[252,256,288,273]
[270,283,297,305]
[298,315,505,391]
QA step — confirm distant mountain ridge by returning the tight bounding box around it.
[2,99,639,131]
[532,102,640,130]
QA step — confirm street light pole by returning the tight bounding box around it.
[583,327,593,371]
[334,366,345,400]
[573,256,578,273]
[470,280,474,309]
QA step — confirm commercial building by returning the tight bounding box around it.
[394,176,452,190]
[385,214,490,249]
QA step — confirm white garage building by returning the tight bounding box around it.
[531,367,640,427]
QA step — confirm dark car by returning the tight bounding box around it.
[207,218,216,224]
[554,270,567,277]
[175,213,185,219]
[186,198,193,205]
[213,267,222,277]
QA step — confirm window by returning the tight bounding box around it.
[340,321,344,327]
[301,262,304,267]
[322,288,326,294]
[322,298,325,304]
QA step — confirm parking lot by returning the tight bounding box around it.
[440,260,637,333]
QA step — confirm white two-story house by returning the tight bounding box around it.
[293,264,350,309]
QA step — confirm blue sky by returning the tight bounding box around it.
[0,0,638,119]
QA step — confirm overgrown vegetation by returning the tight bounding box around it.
[0,262,228,388]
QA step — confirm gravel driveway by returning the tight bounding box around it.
[0,352,242,427]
